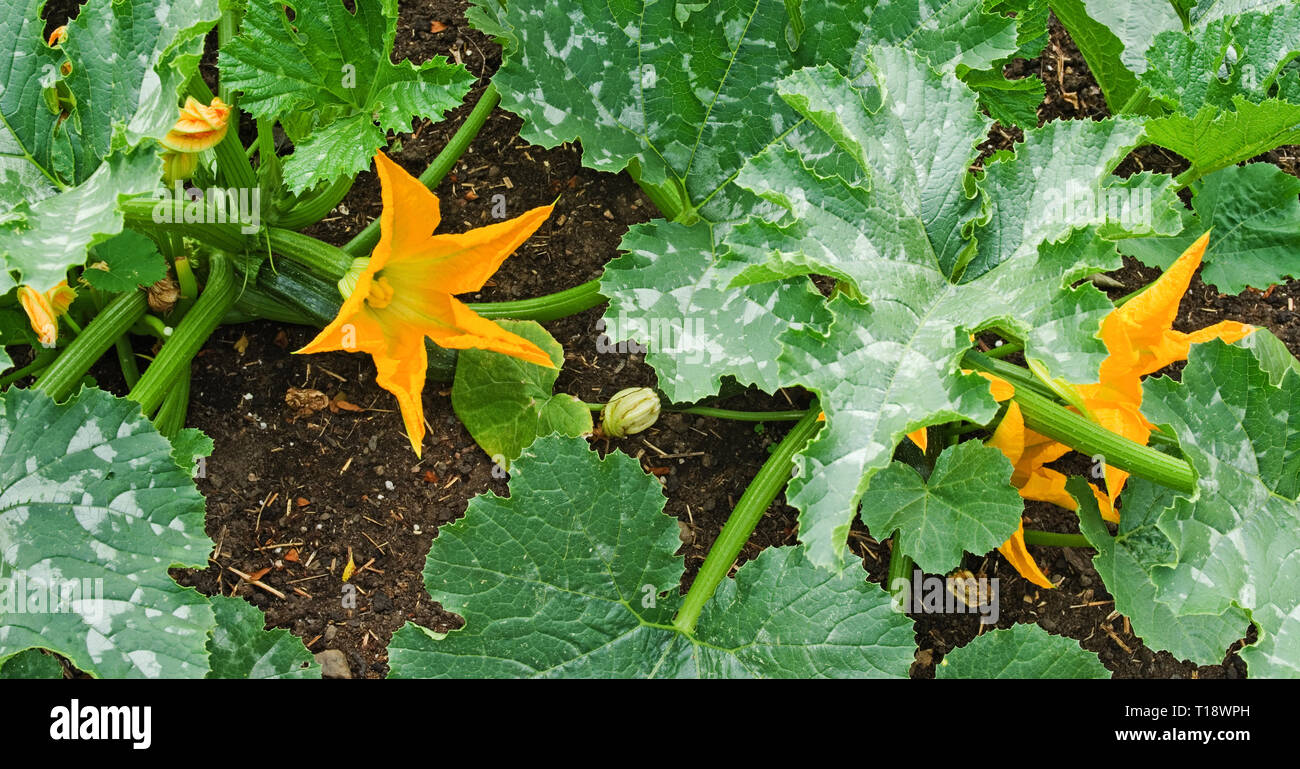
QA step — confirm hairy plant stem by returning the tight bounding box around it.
[153,369,191,439]
[1021,529,1091,548]
[581,401,805,421]
[886,541,916,604]
[188,77,256,192]
[963,352,1197,494]
[128,254,235,417]
[343,83,502,258]
[983,341,1024,359]
[673,407,822,634]
[0,350,58,388]
[216,5,243,107]
[267,228,353,278]
[274,173,353,230]
[121,198,250,253]
[114,337,140,389]
[35,291,147,401]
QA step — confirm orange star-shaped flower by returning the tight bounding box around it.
[1074,231,1252,515]
[297,152,555,457]
[982,232,1253,587]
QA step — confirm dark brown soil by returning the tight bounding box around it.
[40,0,1300,678]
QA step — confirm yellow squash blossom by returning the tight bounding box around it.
[297,152,554,457]
[985,232,1252,586]
[985,398,1111,589]
[1072,232,1252,514]
[18,280,77,347]
[161,97,231,153]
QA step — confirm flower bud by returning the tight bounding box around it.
[18,285,58,347]
[600,387,661,438]
[46,280,77,316]
[161,150,199,184]
[161,96,230,153]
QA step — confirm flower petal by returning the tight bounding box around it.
[998,520,1055,589]
[382,204,554,296]
[428,295,555,367]
[372,152,441,270]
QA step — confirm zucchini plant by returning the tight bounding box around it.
[0,0,1296,678]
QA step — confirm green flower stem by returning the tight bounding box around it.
[343,83,502,258]
[962,351,1196,493]
[188,76,256,193]
[60,313,84,337]
[121,198,250,253]
[174,253,199,317]
[886,541,916,604]
[153,369,191,439]
[128,254,235,417]
[626,158,690,222]
[1014,385,1195,494]
[267,228,353,279]
[469,279,604,321]
[1021,529,1091,548]
[274,173,353,230]
[582,401,806,421]
[0,350,58,388]
[673,407,822,634]
[35,291,148,401]
[216,4,244,107]
[960,350,1060,402]
[114,336,140,389]
[270,224,608,321]
[671,406,807,421]
[983,341,1024,359]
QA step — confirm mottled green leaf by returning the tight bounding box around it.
[0,387,214,678]
[0,145,160,294]
[0,0,216,293]
[386,436,915,678]
[1076,476,1249,667]
[0,0,219,186]
[602,218,832,403]
[719,49,1146,568]
[1048,0,1162,110]
[1118,163,1300,291]
[936,622,1109,678]
[1140,341,1300,677]
[856,0,1019,73]
[1192,162,1300,292]
[962,66,1046,129]
[1144,98,1300,183]
[205,595,320,679]
[1236,328,1300,386]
